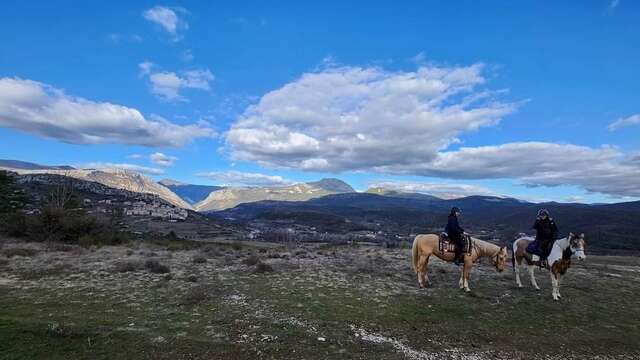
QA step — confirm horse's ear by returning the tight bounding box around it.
[568,232,574,238]
[580,233,585,238]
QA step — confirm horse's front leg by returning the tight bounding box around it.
[550,272,559,301]
[528,265,540,290]
[462,257,472,292]
[514,259,523,288]
[556,274,562,298]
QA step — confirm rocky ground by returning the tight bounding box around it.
[1,237,639,359]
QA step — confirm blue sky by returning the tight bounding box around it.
[1,1,639,203]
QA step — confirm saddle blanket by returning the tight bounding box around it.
[439,233,473,254]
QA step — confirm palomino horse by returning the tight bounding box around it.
[411,234,508,292]
[512,233,587,300]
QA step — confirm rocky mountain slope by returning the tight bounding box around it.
[195,178,355,212]
[0,161,191,209]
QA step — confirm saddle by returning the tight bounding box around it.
[439,233,473,254]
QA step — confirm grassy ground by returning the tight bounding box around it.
[0,239,639,359]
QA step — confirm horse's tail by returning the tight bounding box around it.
[411,236,420,272]
[511,237,519,272]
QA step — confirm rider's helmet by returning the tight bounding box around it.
[451,207,461,215]
[537,209,550,218]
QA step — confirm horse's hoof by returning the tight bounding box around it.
[535,287,540,291]
[518,284,523,288]
[464,288,471,293]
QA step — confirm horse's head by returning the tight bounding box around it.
[494,246,509,272]
[568,232,587,261]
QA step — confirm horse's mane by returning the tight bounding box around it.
[472,238,500,256]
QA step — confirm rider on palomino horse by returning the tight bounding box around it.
[444,207,465,265]
[527,209,558,266]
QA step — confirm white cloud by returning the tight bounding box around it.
[81,162,164,175]
[226,63,517,172]
[608,114,640,131]
[139,62,214,101]
[150,152,178,167]
[197,171,292,187]
[127,154,144,160]
[138,61,154,76]
[142,6,188,40]
[0,77,215,147]
[223,61,640,198]
[368,181,500,199]
[401,142,640,198]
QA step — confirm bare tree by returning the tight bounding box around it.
[46,171,75,209]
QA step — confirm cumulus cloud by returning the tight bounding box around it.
[400,142,640,198]
[139,62,214,101]
[197,171,292,187]
[224,63,640,197]
[81,162,164,175]
[143,5,188,40]
[226,63,517,172]
[150,152,178,167]
[127,154,144,159]
[369,181,500,199]
[0,77,215,147]
[608,114,640,131]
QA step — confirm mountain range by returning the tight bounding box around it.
[2,159,639,253]
[214,192,640,254]
[194,178,355,211]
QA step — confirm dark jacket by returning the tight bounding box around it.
[445,214,464,238]
[533,218,558,241]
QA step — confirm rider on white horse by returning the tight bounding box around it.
[527,209,558,265]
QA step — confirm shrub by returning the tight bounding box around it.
[181,285,209,305]
[192,254,207,264]
[254,262,274,273]
[186,274,198,282]
[2,247,38,258]
[113,260,142,273]
[145,259,170,274]
[242,255,260,266]
[46,322,68,338]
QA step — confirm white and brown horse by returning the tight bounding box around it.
[411,234,508,292]
[512,233,586,300]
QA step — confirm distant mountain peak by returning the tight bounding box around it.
[366,187,441,201]
[195,177,355,212]
[307,178,355,193]
[0,159,75,171]
[159,178,186,186]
